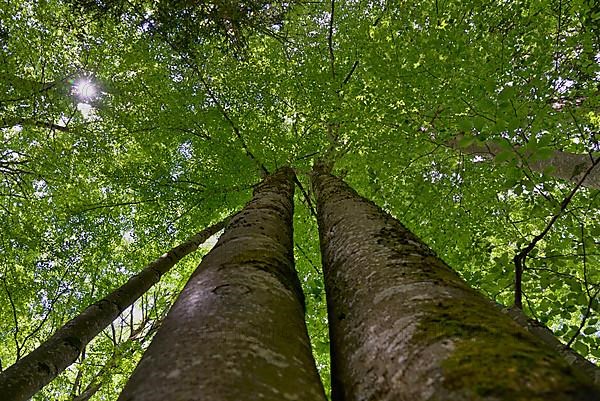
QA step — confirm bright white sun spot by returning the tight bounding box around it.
[77,102,97,120]
[73,79,97,100]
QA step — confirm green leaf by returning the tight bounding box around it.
[458,135,476,148]
[572,342,589,356]
[473,116,488,131]
[458,119,473,132]
[508,118,522,132]
[494,150,514,163]
[499,86,516,101]
[583,327,596,335]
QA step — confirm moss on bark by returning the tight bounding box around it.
[118,167,326,401]
[312,169,600,401]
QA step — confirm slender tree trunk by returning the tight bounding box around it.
[118,167,326,401]
[0,218,228,401]
[447,135,600,189]
[311,166,600,401]
[72,312,161,401]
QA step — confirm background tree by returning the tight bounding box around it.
[1,0,599,399]
[0,218,227,401]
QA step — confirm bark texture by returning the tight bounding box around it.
[0,219,227,401]
[448,135,600,190]
[311,168,600,401]
[118,167,326,401]
[500,306,600,386]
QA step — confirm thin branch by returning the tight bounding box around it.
[522,291,539,321]
[554,0,562,75]
[294,150,320,162]
[513,156,600,308]
[566,287,600,347]
[70,198,173,214]
[69,365,83,399]
[1,276,21,360]
[19,284,71,354]
[165,43,268,175]
[1,118,71,133]
[530,253,600,260]
[196,73,269,177]
[527,266,584,284]
[565,222,599,347]
[293,174,317,219]
[459,97,496,123]
[122,1,268,177]
[295,242,321,274]
[342,60,359,86]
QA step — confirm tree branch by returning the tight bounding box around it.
[342,60,359,86]
[1,276,21,360]
[293,174,317,219]
[513,156,600,308]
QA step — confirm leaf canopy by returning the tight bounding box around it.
[1,0,599,398]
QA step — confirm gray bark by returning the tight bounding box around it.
[0,219,227,401]
[117,167,326,401]
[448,135,600,190]
[311,167,600,401]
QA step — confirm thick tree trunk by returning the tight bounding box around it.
[117,167,326,401]
[0,218,228,401]
[447,135,600,190]
[311,167,600,401]
[500,306,600,385]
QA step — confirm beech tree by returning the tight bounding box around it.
[446,134,600,190]
[312,165,599,400]
[0,219,228,401]
[1,0,599,399]
[118,167,326,401]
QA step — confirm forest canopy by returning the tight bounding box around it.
[0,0,599,399]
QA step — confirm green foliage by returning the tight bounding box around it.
[1,0,599,399]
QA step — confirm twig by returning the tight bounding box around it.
[293,175,317,219]
[1,276,21,360]
[513,156,600,308]
[124,1,269,177]
[342,60,359,86]
[565,222,599,347]
[195,73,269,177]
[295,242,321,274]
[566,287,600,347]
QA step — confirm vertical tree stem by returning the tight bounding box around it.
[311,168,599,401]
[118,167,326,401]
[0,218,229,401]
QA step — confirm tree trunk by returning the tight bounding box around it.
[72,310,161,401]
[0,218,228,401]
[447,135,600,190]
[499,306,600,386]
[117,167,326,401]
[311,167,600,401]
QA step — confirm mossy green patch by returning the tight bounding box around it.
[413,296,593,400]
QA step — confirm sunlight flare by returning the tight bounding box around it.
[73,79,97,100]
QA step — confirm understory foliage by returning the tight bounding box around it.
[0,0,599,399]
